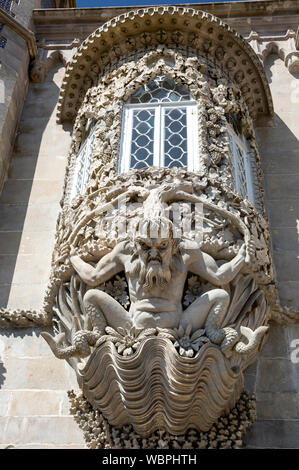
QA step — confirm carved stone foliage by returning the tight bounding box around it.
[42,169,272,436]
[57,6,273,123]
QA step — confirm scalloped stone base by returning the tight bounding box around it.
[79,337,244,437]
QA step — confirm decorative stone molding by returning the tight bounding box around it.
[56,6,273,124]
[0,308,51,328]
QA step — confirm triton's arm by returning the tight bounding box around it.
[70,242,125,287]
[189,243,252,287]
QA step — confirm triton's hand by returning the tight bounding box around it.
[245,236,255,264]
[238,243,247,260]
[59,241,71,262]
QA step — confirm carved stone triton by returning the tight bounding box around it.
[42,174,271,436]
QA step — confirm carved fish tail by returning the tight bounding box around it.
[41,332,77,359]
[85,303,106,336]
[41,330,100,359]
[234,326,269,355]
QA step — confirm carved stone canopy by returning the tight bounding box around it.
[57,6,273,124]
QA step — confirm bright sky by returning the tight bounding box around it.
[76,0,243,7]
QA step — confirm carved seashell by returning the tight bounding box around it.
[79,337,243,437]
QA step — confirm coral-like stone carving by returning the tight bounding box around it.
[68,389,257,449]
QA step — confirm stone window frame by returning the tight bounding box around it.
[118,76,199,174]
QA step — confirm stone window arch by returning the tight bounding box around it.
[118,75,199,173]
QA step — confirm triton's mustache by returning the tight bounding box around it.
[147,254,162,263]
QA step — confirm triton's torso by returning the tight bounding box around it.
[126,270,187,329]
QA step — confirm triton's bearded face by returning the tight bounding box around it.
[133,237,173,289]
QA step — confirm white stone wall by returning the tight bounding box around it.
[244,55,299,448]
[0,63,85,448]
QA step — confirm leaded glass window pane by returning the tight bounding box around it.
[227,125,254,204]
[164,107,188,168]
[235,145,248,199]
[130,109,155,170]
[70,129,95,200]
[130,75,191,104]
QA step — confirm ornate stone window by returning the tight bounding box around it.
[119,75,199,173]
[226,114,255,204]
[69,118,95,200]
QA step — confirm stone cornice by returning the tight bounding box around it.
[56,6,273,124]
[0,7,38,58]
[33,1,299,24]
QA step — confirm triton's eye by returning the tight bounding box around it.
[139,241,149,250]
[159,241,168,249]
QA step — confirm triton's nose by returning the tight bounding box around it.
[150,248,158,258]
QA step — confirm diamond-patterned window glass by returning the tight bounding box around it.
[119,76,198,173]
[227,125,254,204]
[227,132,237,189]
[70,129,95,200]
[130,108,155,170]
[129,75,191,104]
[235,145,248,199]
[164,107,188,168]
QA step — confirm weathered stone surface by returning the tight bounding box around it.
[262,149,299,174]
[259,200,299,228]
[1,358,78,390]
[265,175,299,200]
[278,282,299,306]
[22,204,61,232]
[244,420,299,448]
[273,251,299,282]
[272,228,299,252]
[256,358,299,393]
[256,392,299,420]
[0,416,85,446]
[260,325,289,358]
[11,254,52,285]
[0,255,17,284]
[0,180,32,205]
[7,391,67,417]
[0,391,11,417]
[0,206,27,232]
[0,329,55,358]
[0,233,22,255]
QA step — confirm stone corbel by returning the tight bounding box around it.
[246,31,263,62]
[247,29,299,74]
[30,39,81,83]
